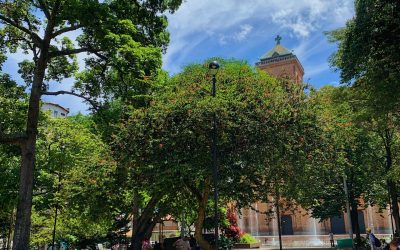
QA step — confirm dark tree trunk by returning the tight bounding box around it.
[6,209,14,250]
[12,21,52,250]
[194,178,213,250]
[350,202,360,240]
[275,186,283,250]
[388,181,400,232]
[383,131,400,232]
[131,190,140,250]
[130,195,161,250]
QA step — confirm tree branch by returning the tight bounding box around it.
[185,183,202,201]
[0,133,27,145]
[48,47,102,58]
[42,90,98,110]
[51,24,83,38]
[0,14,43,47]
[37,0,51,20]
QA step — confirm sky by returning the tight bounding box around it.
[3,0,355,114]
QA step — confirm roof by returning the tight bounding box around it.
[42,102,70,113]
[260,43,292,60]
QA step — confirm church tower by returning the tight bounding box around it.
[256,35,304,83]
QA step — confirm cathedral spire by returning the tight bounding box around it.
[275,35,282,45]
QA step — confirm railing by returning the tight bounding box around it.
[256,54,296,66]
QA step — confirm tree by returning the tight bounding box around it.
[295,86,387,241]
[327,0,400,113]
[0,74,27,250]
[327,1,400,231]
[0,1,182,248]
[30,115,118,248]
[114,59,320,250]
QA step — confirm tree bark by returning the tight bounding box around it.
[130,195,161,250]
[388,181,400,232]
[383,131,400,232]
[12,19,53,250]
[350,201,360,240]
[6,209,14,250]
[194,178,213,250]
[130,189,140,250]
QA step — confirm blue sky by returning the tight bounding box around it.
[3,0,354,114]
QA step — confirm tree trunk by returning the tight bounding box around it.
[6,209,14,250]
[130,195,161,250]
[130,190,140,250]
[275,187,283,250]
[384,143,400,232]
[194,178,213,250]
[388,181,400,232]
[350,202,360,240]
[12,22,52,250]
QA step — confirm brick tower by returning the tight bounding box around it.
[256,35,304,83]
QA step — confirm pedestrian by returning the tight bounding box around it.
[382,238,400,250]
[112,242,119,250]
[142,238,152,250]
[390,238,400,250]
[329,232,335,247]
[173,236,191,250]
[367,228,381,250]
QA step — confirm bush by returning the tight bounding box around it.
[218,235,234,250]
[239,234,258,244]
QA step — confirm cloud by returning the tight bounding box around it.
[234,24,253,41]
[163,0,354,73]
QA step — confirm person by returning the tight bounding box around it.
[391,238,400,250]
[173,236,191,250]
[112,243,119,250]
[189,235,196,250]
[142,238,152,250]
[367,228,379,250]
[382,238,400,250]
[153,241,161,250]
[329,232,335,247]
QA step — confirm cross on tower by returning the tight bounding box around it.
[275,35,282,45]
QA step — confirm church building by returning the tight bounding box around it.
[256,35,304,83]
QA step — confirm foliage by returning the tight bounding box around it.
[114,58,320,250]
[327,0,400,113]
[222,207,243,241]
[239,234,257,244]
[0,1,183,247]
[217,235,234,250]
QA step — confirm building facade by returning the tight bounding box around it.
[256,35,304,83]
[42,102,69,118]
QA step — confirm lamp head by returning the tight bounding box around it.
[208,61,220,76]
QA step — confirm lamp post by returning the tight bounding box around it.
[208,61,220,247]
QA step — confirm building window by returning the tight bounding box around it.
[61,113,66,117]
[54,110,58,116]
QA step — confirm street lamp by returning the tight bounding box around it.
[208,60,220,247]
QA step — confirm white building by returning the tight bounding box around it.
[42,102,69,118]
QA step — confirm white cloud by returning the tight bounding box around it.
[234,24,253,41]
[163,0,354,72]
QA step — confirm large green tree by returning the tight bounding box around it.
[114,59,320,250]
[296,86,379,240]
[327,0,400,233]
[0,1,181,249]
[328,0,400,112]
[0,74,27,250]
[30,115,118,248]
